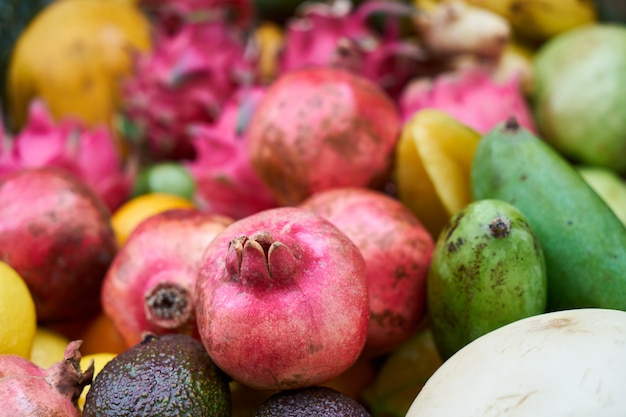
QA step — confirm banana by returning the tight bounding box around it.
[471,118,626,311]
[507,0,597,42]
[465,0,597,42]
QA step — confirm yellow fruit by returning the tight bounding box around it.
[507,0,597,42]
[29,326,70,369]
[464,0,597,42]
[111,193,196,246]
[7,0,152,131]
[254,20,285,84]
[0,261,37,357]
[394,109,481,239]
[78,352,117,411]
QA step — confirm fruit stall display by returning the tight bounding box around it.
[1,0,626,415]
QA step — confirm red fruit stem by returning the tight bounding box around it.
[225,231,302,287]
[144,282,193,330]
[45,340,94,407]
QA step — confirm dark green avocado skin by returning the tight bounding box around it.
[83,333,231,417]
[254,386,372,417]
[0,0,54,127]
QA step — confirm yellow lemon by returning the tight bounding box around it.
[111,192,195,246]
[0,261,37,357]
[29,326,70,369]
[78,352,118,410]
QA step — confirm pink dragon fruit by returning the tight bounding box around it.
[399,66,536,134]
[139,0,254,36]
[185,86,279,220]
[0,100,132,212]
[119,19,256,162]
[279,0,424,98]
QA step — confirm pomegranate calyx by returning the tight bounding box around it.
[144,281,193,330]
[225,231,302,287]
[46,340,94,406]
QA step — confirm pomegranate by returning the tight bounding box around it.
[247,66,401,206]
[0,167,117,323]
[0,340,93,417]
[102,209,233,347]
[300,187,434,357]
[195,206,370,390]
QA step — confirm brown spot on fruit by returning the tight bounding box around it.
[489,216,510,238]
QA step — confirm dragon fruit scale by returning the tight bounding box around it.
[185,86,279,220]
[119,18,256,162]
[139,0,254,36]
[399,67,536,134]
[0,100,132,212]
[279,0,423,98]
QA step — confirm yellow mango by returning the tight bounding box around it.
[7,0,152,131]
[394,109,481,239]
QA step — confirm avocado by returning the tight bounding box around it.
[254,386,371,417]
[83,333,231,417]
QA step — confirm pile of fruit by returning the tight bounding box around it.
[1,0,626,415]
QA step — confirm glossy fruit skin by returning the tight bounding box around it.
[471,120,626,311]
[300,187,434,358]
[254,386,371,417]
[0,261,36,357]
[394,109,481,239]
[0,167,117,323]
[83,333,231,417]
[247,66,401,206]
[196,207,370,391]
[427,198,547,359]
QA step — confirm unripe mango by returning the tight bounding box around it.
[427,199,547,359]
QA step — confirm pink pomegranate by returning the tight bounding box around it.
[0,167,117,323]
[300,187,434,357]
[185,86,280,219]
[0,340,93,417]
[102,209,233,347]
[399,66,536,133]
[195,206,370,390]
[247,66,401,206]
[0,100,132,212]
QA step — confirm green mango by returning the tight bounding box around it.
[427,198,547,360]
[471,119,626,311]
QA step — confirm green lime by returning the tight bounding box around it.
[133,162,195,200]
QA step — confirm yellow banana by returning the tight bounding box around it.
[464,0,514,18]
[465,0,596,42]
[507,0,597,41]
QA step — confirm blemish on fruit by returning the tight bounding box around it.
[489,216,510,238]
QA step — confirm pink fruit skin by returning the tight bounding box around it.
[0,340,93,417]
[101,209,233,347]
[300,187,434,358]
[279,0,422,98]
[0,100,132,212]
[195,206,370,391]
[186,86,280,220]
[0,167,117,323]
[247,66,401,206]
[399,67,536,134]
[120,20,255,161]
